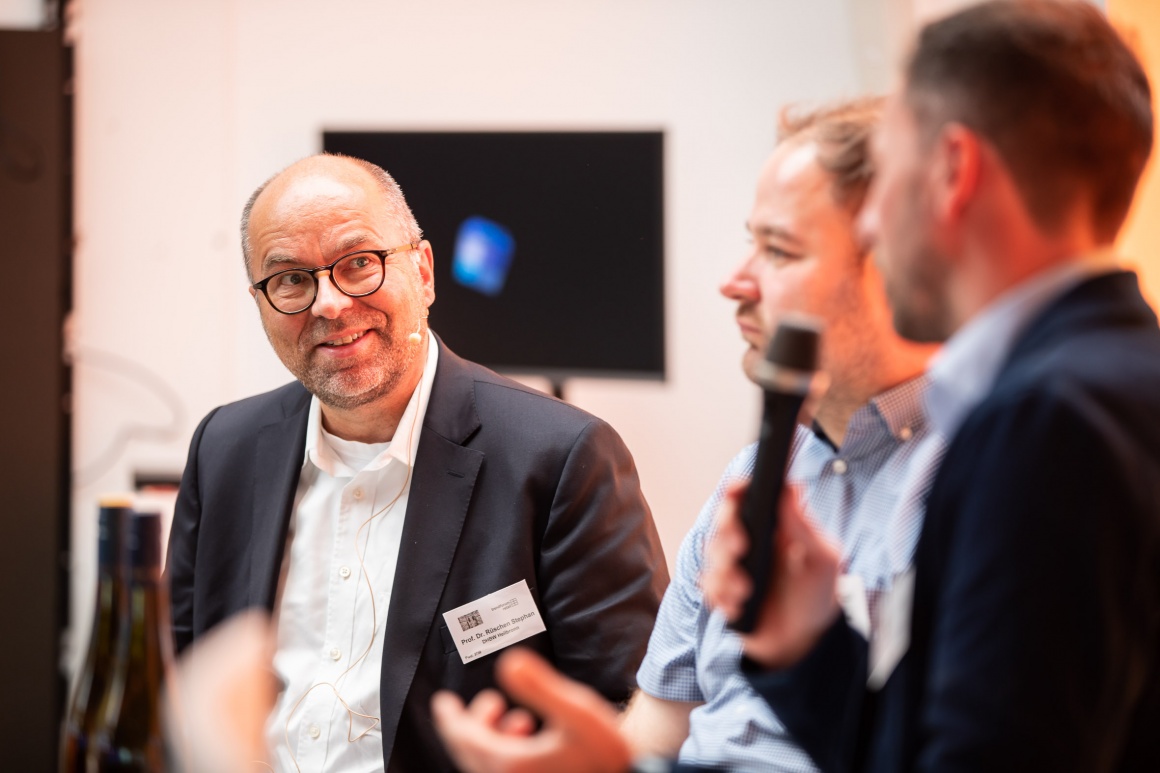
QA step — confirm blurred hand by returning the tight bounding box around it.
[703,483,842,669]
[166,610,277,773]
[431,648,632,773]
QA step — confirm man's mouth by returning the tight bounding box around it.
[321,331,365,347]
[736,316,762,340]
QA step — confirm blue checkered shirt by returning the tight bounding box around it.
[636,376,943,772]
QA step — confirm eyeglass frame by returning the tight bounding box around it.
[251,242,422,315]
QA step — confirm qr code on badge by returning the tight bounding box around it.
[458,610,484,631]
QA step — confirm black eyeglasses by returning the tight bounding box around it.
[251,243,420,314]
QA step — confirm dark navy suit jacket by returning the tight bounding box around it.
[167,337,668,772]
[749,272,1160,772]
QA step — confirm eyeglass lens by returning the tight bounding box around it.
[266,252,383,312]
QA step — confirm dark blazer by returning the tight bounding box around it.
[167,337,669,772]
[749,271,1160,772]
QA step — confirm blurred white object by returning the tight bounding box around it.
[167,611,277,773]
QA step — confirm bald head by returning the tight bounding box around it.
[241,154,422,281]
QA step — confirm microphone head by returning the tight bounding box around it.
[408,331,422,344]
[765,315,822,370]
[753,315,822,393]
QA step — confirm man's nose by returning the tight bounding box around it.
[311,271,353,319]
[720,252,759,302]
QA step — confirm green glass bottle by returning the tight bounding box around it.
[89,510,173,772]
[59,498,131,773]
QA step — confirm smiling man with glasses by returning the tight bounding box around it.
[166,153,668,773]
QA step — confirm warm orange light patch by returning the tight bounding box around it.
[1109,0,1160,312]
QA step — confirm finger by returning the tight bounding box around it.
[723,480,748,504]
[431,690,513,773]
[465,688,510,726]
[783,537,808,575]
[431,690,468,730]
[778,488,842,569]
[705,510,747,570]
[496,707,537,736]
[494,649,615,729]
[778,486,811,540]
[777,490,825,566]
[719,485,751,553]
[702,556,752,620]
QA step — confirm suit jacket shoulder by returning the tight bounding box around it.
[909,271,1160,772]
[193,380,311,439]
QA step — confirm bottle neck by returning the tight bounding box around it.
[125,558,168,644]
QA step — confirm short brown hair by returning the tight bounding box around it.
[777,96,885,216]
[905,0,1153,242]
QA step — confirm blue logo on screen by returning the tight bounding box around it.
[452,216,515,297]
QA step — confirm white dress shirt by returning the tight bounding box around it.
[265,337,439,772]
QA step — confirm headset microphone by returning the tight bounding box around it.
[407,310,428,345]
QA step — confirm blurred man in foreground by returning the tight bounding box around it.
[710,1,1160,771]
[434,99,936,771]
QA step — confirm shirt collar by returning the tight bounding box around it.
[925,252,1117,438]
[853,374,929,450]
[792,374,930,481]
[302,334,440,476]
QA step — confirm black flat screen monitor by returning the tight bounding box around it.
[322,131,665,381]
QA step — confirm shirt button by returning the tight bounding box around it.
[339,566,352,579]
[329,647,342,661]
[832,459,848,475]
[898,426,913,441]
[352,487,364,500]
[308,724,321,739]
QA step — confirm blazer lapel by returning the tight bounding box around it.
[249,387,311,609]
[378,338,484,760]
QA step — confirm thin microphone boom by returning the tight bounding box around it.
[407,311,428,345]
[732,315,822,634]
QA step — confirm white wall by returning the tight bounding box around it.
[0,0,42,28]
[67,0,874,671]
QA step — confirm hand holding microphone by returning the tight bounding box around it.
[705,481,843,669]
[732,315,822,632]
[705,314,843,666]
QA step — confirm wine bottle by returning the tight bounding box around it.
[89,510,174,772]
[60,497,132,773]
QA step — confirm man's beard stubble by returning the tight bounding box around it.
[268,312,420,411]
[883,246,954,345]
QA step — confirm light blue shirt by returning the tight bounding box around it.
[924,260,1109,437]
[637,376,934,772]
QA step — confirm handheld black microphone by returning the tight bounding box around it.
[732,315,822,634]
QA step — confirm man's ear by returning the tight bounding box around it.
[929,122,982,225]
[416,239,436,306]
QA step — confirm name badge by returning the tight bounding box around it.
[837,574,871,640]
[442,579,547,665]
[868,568,914,690]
